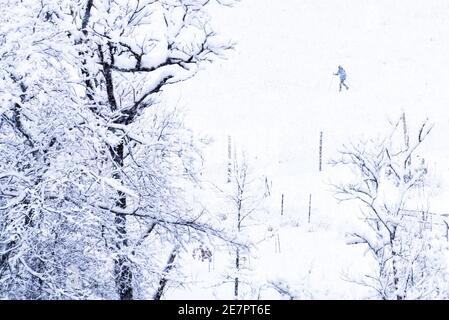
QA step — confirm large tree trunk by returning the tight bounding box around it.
[97,38,134,300]
[111,142,133,300]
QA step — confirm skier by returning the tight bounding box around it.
[334,65,349,92]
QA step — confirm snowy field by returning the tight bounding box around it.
[164,0,449,299]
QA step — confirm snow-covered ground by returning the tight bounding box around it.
[163,0,449,299]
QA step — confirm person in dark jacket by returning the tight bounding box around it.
[334,65,349,91]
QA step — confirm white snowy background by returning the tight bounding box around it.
[162,0,449,299]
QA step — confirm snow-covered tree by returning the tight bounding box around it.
[220,151,268,299]
[69,0,236,299]
[0,0,237,299]
[331,117,449,299]
[0,0,94,299]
